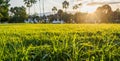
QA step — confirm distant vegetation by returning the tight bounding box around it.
[0,0,120,23]
[0,24,120,61]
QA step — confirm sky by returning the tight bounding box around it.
[9,0,120,14]
[9,0,74,14]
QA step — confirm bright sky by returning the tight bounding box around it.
[9,0,74,14]
[9,0,120,14]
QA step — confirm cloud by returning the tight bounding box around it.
[108,2,120,4]
[73,0,120,5]
[87,2,120,6]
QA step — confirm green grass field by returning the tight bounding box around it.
[0,24,120,61]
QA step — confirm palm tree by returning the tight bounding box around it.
[30,0,37,14]
[38,0,41,17]
[73,4,79,12]
[52,6,57,15]
[78,3,82,6]
[42,0,45,16]
[24,0,37,15]
[62,0,69,12]
[33,2,36,14]
[73,3,82,12]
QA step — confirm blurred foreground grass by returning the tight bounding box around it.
[0,24,120,61]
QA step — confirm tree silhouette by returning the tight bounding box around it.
[42,0,45,16]
[95,4,113,23]
[57,9,63,19]
[73,4,79,12]
[0,0,10,22]
[52,6,57,14]
[10,6,28,23]
[62,0,69,12]
[38,0,41,17]
[24,0,37,15]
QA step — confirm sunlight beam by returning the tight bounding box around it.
[80,5,99,13]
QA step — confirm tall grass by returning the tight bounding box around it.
[0,24,120,61]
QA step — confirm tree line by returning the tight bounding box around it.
[50,0,120,23]
[0,0,120,23]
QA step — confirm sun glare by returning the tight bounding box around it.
[80,5,98,13]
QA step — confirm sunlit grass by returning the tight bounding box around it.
[0,24,120,61]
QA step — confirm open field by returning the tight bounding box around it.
[0,24,120,61]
